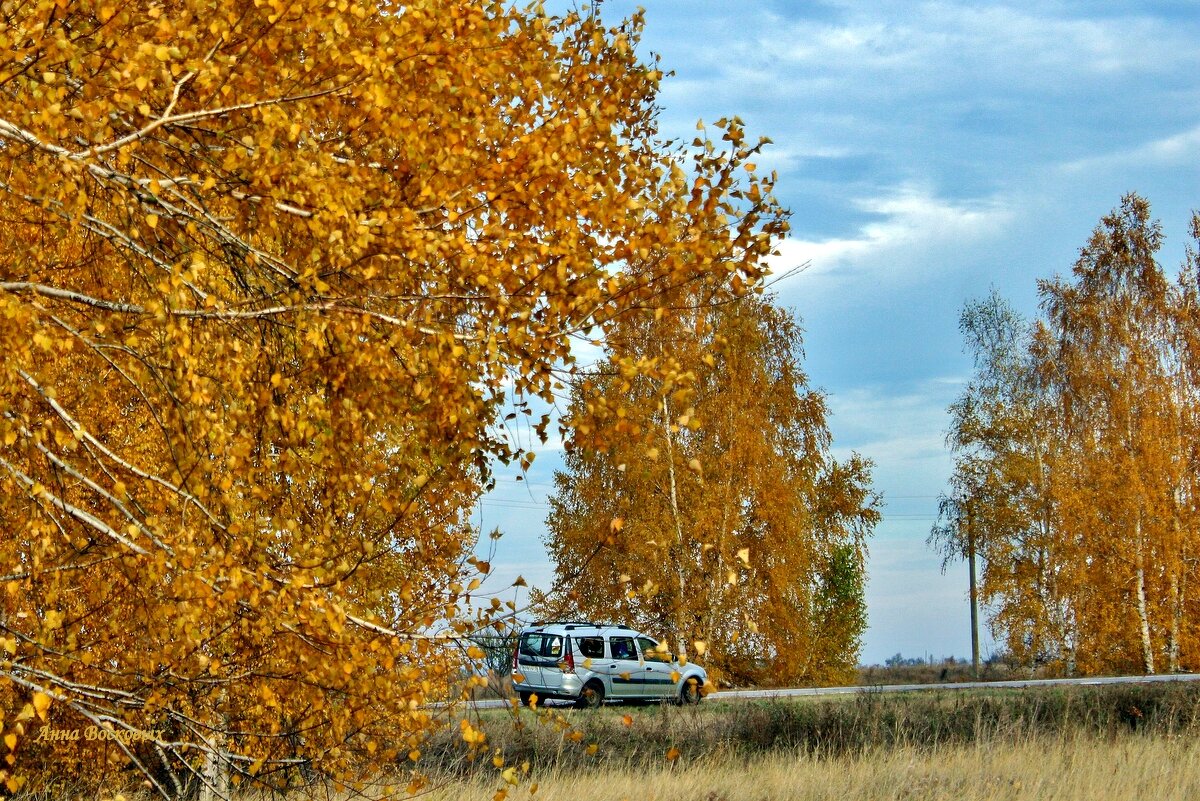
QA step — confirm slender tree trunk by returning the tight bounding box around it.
[199,714,230,801]
[661,395,688,663]
[1134,516,1155,674]
[1169,516,1184,673]
[967,504,980,678]
[1169,570,1181,673]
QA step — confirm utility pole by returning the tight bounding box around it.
[967,502,980,678]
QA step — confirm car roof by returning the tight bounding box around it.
[522,621,641,634]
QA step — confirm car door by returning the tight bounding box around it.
[605,635,644,699]
[637,636,678,700]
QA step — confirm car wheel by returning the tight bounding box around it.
[518,691,534,707]
[679,677,702,705]
[576,680,605,709]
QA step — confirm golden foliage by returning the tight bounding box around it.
[938,194,1200,675]
[0,0,786,793]
[543,293,878,686]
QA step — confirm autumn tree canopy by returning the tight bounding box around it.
[0,0,787,795]
[935,194,1200,676]
[543,291,879,686]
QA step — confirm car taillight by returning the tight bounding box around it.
[563,648,575,674]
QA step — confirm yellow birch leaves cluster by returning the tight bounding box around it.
[0,0,786,792]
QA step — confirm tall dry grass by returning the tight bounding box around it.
[12,685,1198,800]
[421,682,1200,777]
[415,734,1200,801]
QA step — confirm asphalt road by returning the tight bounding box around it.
[468,671,1200,710]
[715,671,1200,700]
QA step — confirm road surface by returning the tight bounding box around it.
[466,672,1200,710]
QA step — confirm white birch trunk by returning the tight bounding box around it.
[1134,516,1155,674]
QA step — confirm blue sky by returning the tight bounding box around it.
[474,0,1200,668]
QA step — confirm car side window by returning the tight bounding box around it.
[638,636,669,662]
[543,636,563,658]
[578,637,604,659]
[609,636,636,661]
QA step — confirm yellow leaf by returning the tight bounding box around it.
[32,692,50,722]
[501,766,518,785]
[145,214,158,229]
[665,746,680,761]
[585,743,598,756]
[154,45,171,61]
[621,714,633,727]
[693,640,707,656]
[736,548,751,566]
[4,733,16,751]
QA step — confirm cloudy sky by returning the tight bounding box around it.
[475,0,1200,667]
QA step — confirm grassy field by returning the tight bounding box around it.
[414,734,1200,801]
[408,683,1200,800]
[13,684,1200,800]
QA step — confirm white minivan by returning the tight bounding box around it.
[511,621,708,708]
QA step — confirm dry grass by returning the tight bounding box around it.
[413,734,1200,801]
[13,685,1198,800]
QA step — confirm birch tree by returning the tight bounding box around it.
[544,292,878,686]
[939,196,1200,676]
[0,1,787,795]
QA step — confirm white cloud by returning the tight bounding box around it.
[771,186,1014,285]
[1060,123,1200,173]
[737,3,1194,91]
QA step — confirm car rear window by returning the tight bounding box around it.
[577,637,604,659]
[520,633,563,658]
